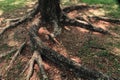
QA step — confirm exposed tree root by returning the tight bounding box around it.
[51,20,62,38]
[26,53,34,80]
[60,14,111,35]
[0,4,39,36]
[5,18,20,23]
[63,4,101,13]
[89,16,120,24]
[48,20,62,44]
[75,16,120,37]
[3,42,26,77]
[28,25,112,79]
[24,51,48,80]
[35,51,48,80]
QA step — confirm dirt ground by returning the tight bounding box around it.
[0,2,120,80]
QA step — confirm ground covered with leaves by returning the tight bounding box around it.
[0,0,120,80]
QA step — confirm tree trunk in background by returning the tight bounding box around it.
[38,0,62,23]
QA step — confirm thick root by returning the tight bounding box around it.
[89,16,120,24]
[29,25,111,79]
[60,14,111,35]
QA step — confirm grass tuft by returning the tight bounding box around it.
[0,0,26,12]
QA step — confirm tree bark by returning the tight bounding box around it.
[38,0,62,23]
[29,24,110,80]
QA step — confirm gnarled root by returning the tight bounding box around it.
[23,50,48,80]
[60,14,111,35]
[28,25,111,79]
[48,20,62,44]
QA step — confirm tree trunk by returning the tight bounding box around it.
[38,0,61,23]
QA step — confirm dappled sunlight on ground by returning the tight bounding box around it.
[10,1,25,5]
[0,0,36,18]
[88,8,106,16]
[94,20,111,30]
[0,10,3,16]
[0,0,4,1]
[26,0,37,8]
[67,10,79,18]
[112,47,120,56]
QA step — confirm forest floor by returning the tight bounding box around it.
[0,0,120,80]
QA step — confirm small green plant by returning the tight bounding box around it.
[79,36,104,56]
[97,50,110,57]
